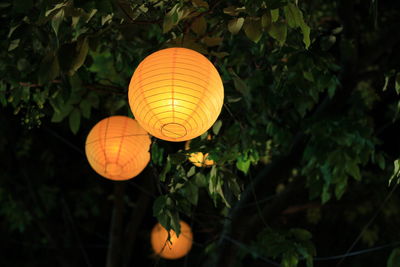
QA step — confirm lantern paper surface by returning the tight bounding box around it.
[85,116,151,181]
[128,47,224,142]
[151,220,193,259]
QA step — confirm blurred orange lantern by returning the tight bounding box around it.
[151,220,193,260]
[128,47,224,142]
[85,116,151,181]
[188,152,214,167]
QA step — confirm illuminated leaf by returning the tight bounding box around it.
[228,17,244,35]
[244,17,262,43]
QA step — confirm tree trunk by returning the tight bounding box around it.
[106,183,125,267]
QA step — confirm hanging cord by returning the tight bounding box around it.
[316,241,400,261]
[249,170,268,227]
[61,198,93,267]
[44,126,85,156]
[336,181,399,266]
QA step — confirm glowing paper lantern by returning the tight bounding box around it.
[128,47,224,142]
[151,220,193,259]
[85,116,151,181]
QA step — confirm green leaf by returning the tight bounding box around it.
[244,18,262,43]
[284,3,301,28]
[45,2,69,17]
[163,4,180,33]
[283,3,310,48]
[268,22,287,46]
[212,120,222,135]
[334,177,347,199]
[169,211,181,237]
[282,251,299,267]
[69,108,81,134]
[301,23,311,49]
[79,99,91,119]
[321,184,331,204]
[38,52,60,85]
[194,172,207,187]
[228,17,244,35]
[227,176,241,198]
[236,155,251,174]
[160,157,171,182]
[395,73,400,94]
[51,9,65,36]
[271,9,279,22]
[382,75,390,91]
[151,142,164,166]
[261,12,272,29]
[387,248,400,267]
[231,71,251,107]
[182,181,198,205]
[290,228,312,241]
[191,16,207,35]
[153,195,168,216]
[70,37,89,75]
[389,159,400,186]
[376,153,386,170]
[187,166,196,177]
[51,102,73,123]
[170,153,186,164]
[8,39,20,51]
[346,161,361,181]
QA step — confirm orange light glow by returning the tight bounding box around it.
[85,116,151,181]
[151,220,193,260]
[128,47,224,142]
[188,152,215,167]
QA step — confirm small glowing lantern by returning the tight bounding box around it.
[151,220,193,259]
[85,116,151,181]
[128,47,224,142]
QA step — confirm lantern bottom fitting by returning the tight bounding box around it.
[161,123,187,139]
[105,163,122,176]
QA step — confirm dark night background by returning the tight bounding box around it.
[1,0,400,266]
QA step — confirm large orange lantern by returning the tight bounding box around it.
[128,47,224,142]
[85,116,151,181]
[151,220,193,259]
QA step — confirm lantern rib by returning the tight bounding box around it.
[131,84,220,117]
[134,64,159,129]
[142,104,203,131]
[114,116,128,166]
[130,78,222,100]
[131,67,221,86]
[146,109,197,133]
[85,134,149,146]
[180,59,211,131]
[142,91,212,124]
[102,117,111,173]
